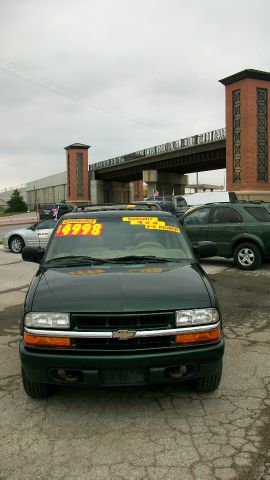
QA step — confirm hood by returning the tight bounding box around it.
[31,262,212,313]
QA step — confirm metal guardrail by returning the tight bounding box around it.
[90,127,226,171]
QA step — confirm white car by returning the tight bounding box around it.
[4,218,57,253]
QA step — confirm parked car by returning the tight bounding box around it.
[129,201,162,210]
[146,193,238,219]
[4,218,57,253]
[73,202,163,212]
[181,191,238,206]
[181,202,270,270]
[145,196,179,214]
[20,209,224,398]
[38,203,71,220]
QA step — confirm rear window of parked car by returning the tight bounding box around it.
[244,207,270,222]
[212,207,243,223]
[40,204,53,210]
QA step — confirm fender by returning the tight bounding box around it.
[232,233,266,255]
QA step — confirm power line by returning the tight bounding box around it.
[0,56,175,134]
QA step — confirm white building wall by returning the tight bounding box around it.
[0,172,68,210]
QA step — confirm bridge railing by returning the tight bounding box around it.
[89,127,226,171]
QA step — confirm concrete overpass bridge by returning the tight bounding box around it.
[90,128,226,183]
[85,128,226,202]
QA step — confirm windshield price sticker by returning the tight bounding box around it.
[56,222,104,237]
[122,217,180,233]
[145,225,180,233]
[61,219,97,225]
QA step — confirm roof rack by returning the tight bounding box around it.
[203,200,267,206]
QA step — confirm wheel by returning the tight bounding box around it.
[21,368,51,399]
[9,235,25,254]
[194,362,222,393]
[233,242,262,271]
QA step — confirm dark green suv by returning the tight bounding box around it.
[182,202,270,270]
[20,209,224,398]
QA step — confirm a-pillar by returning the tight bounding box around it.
[220,69,270,201]
[143,170,188,197]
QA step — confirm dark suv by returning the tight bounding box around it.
[182,202,270,270]
[21,209,224,398]
[38,203,71,220]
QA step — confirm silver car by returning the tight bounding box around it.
[4,219,57,253]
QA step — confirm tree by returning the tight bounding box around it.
[6,189,28,213]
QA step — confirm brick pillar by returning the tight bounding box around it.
[64,143,90,203]
[220,69,270,197]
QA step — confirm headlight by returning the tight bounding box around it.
[175,308,219,326]
[24,312,70,329]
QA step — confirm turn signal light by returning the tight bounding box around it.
[175,328,221,344]
[24,333,71,347]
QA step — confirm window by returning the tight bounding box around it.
[245,207,270,222]
[67,154,71,196]
[257,88,268,182]
[212,207,243,224]
[37,219,57,230]
[183,207,210,225]
[76,153,84,197]
[46,216,193,261]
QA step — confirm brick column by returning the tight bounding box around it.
[220,69,270,198]
[64,143,90,203]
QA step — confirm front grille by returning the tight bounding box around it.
[74,336,173,350]
[70,312,175,351]
[72,312,174,330]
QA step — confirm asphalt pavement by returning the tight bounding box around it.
[0,248,269,480]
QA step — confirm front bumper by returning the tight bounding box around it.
[20,336,224,387]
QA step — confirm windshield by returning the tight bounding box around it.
[45,215,193,262]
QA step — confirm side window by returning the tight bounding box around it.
[212,207,243,224]
[244,207,270,222]
[183,207,210,225]
[37,219,57,230]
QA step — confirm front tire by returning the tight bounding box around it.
[9,235,24,253]
[194,362,222,393]
[233,242,262,270]
[22,368,51,399]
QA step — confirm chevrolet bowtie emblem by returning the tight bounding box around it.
[112,330,136,340]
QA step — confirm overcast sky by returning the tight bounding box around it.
[1,0,270,191]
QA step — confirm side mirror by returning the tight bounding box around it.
[22,246,45,263]
[193,241,217,259]
[28,223,37,231]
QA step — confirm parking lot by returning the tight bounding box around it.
[0,246,269,480]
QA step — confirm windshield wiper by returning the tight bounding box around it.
[43,255,181,267]
[106,255,174,263]
[43,256,118,267]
